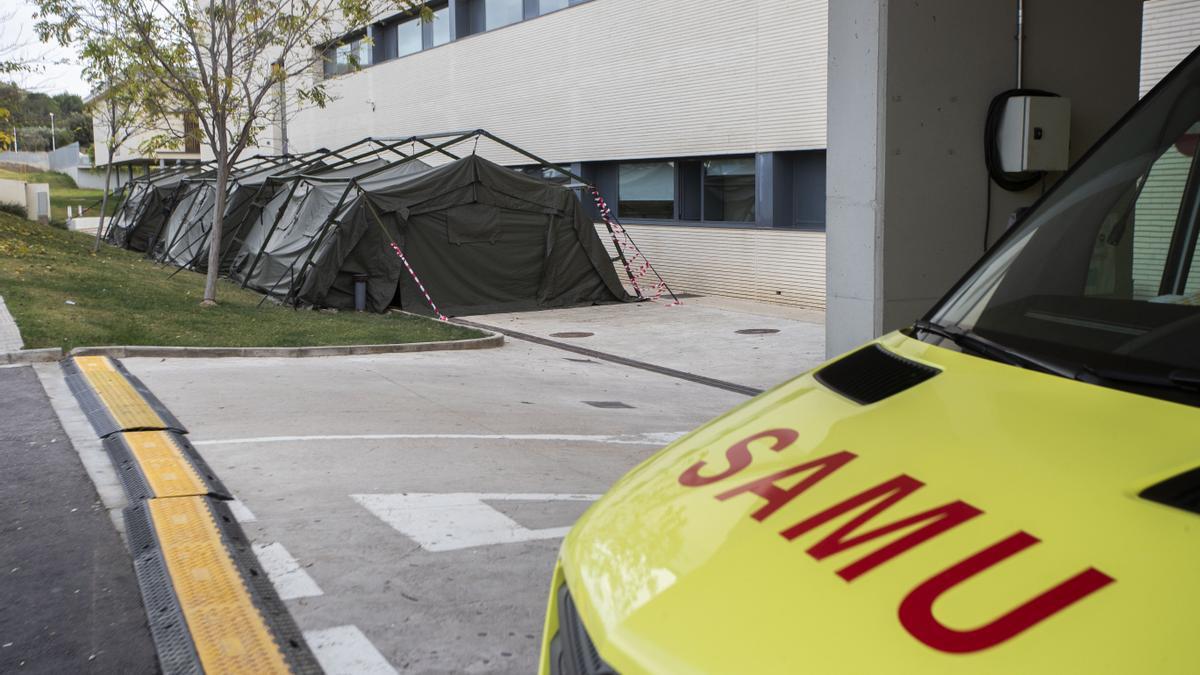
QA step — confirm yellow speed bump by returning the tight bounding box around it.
[74,356,167,432]
[148,497,292,675]
[124,431,209,498]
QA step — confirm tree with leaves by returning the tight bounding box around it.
[0,6,38,150]
[36,0,428,305]
[81,31,161,253]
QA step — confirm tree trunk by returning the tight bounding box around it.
[93,158,113,253]
[202,159,228,304]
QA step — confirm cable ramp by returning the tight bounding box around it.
[63,355,320,675]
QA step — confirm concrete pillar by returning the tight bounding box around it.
[826,0,1143,357]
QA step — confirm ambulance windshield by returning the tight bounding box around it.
[927,48,1200,405]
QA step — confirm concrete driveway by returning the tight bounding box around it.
[113,298,824,674]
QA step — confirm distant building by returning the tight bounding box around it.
[89,102,280,169]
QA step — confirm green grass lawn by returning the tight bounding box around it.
[0,167,118,220]
[0,212,483,351]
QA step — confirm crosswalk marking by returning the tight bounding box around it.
[352,493,600,552]
[303,625,397,675]
[251,542,323,600]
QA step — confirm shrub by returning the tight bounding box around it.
[0,202,26,218]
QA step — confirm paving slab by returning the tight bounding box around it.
[471,295,826,391]
[0,365,157,674]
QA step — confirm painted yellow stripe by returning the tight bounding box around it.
[74,356,166,430]
[148,498,291,675]
[124,431,207,498]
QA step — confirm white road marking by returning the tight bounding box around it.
[251,542,323,600]
[303,625,397,675]
[227,498,257,523]
[352,493,601,552]
[192,432,686,447]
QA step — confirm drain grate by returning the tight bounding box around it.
[550,331,595,338]
[736,328,780,335]
[583,401,635,409]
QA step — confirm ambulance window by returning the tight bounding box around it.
[1084,127,1198,301]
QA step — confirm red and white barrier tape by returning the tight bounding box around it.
[590,187,681,304]
[389,241,448,321]
[590,187,645,299]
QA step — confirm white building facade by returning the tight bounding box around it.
[290,0,829,308]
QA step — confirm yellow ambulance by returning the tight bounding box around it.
[539,49,1200,675]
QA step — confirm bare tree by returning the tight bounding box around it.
[36,0,426,304]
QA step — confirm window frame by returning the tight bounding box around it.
[321,31,371,79]
[596,152,826,231]
[616,160,679,222]
[322,0,595,78]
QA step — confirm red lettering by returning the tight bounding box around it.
[779,475,983,581]
[714,451,856,521]
[898,531,1114,653]
[678,429,799,487]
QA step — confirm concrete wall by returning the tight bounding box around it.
[0,179,50,221]
[0,179,26,209]
[0,149,52,170]
[827,0,1143,356]
[75,167,136,191]
[599,223,827,308]
[0,143,86,172]
[290,0,827,162]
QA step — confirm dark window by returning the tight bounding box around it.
[397,18,422,56]
[789,150,826,229]
[703,157,756,222]
[486,0,524,30]
[619,161,675,219]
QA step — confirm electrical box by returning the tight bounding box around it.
[998,95,1071,172]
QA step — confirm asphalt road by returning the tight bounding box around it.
[0,365,157,674]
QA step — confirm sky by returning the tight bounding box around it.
[2,0,90,97]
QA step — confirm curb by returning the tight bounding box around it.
[0,347,64,364]
[66,331,504,359]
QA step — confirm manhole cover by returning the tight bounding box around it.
[583,401,635,409]
[736,328,780,335]
[551,331,594,338]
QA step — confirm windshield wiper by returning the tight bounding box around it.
[915,320,1200,397]
[1078,364,1200,394]
[912,320,1081,379]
